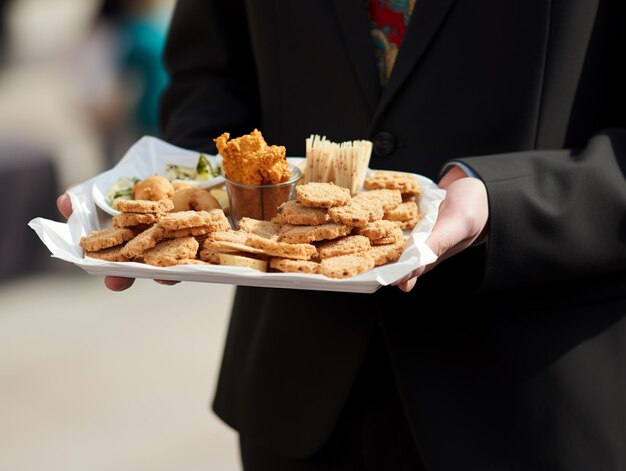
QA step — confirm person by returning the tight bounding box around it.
[58,1,626,469]
[74,0,171,168]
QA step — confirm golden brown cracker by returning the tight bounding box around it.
[363,171,422,196]
[269,258,320,274]
[218,253,268,272]
[384,201,419,222]
[296,182,351,208]
[112,212,159,228]
[120,224,165,258]
[84,245,131,262]
[161,225,215,239]
[353,189,402,211]
[278,223,352,244]
[80,227,135,252]
[370,226,404,245]
[272,200,329,226]
[319,253,375,279]
[238,217,281,239]
[245,233,318,260]
[198,247,224,264]
[201,231,265,254]
[369,238,406,266]
[142,236,199,267]
[176,258,211,266]
[158,209,230,231]
[115,198,174,214]
[317,235,371,259]
[327,203,369,227]
[394,213,423,231]
[355,219,398,241]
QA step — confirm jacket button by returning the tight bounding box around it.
[372,131,396,157]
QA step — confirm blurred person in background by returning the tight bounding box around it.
[75,0,170,167]
[118,0,169,136]
[59,1,626,470]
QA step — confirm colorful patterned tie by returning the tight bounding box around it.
[369,0,416,84]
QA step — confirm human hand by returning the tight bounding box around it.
[56,192,178,291]
[395,166,489,292]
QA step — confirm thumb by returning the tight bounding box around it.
[56,193,73,220]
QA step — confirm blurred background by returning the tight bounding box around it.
[0,0,240,469]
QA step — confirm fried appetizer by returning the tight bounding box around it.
[214,129,291,185]
[132,175,175,201]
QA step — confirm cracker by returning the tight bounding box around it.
[353,189,402,211]
[317,235,371,259]
[394,213,423,231]
[328,201,381,228]
[355,219,398,241]
[245,233,318,260]
[112,212,159,228]
[370,226,404,245]
[238,217,281,239]
[85,244,130,262]
[158,209,230,231]
[204,230,249,245]
[358,200,384,222]
[296,182,351,208]
[319,253,375,279]
[120,224,165,258]
[115,199,174,214]
[278,223,352,244]
[272,200,329,226]
[269,258,320,274]
[162,225,216,239]
[80,227,135,252]
[198,247,223,264]
[176,258,211,265]
[142,236,199,267]
[384,201,419,222]
[363,171,422,196]
[199,244,252,263]
[201,231,265,254]
[218,253,268,272]
[369,238,406,266]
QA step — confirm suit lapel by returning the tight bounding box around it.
[329,0,381,114]
[372,0,457,124]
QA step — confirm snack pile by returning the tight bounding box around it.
[80,170,423,279]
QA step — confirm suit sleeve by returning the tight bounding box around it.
[158,0,260,153]
[456,129,626,291]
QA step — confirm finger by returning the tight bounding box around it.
[56,193,73,220]
[397,277,418,293]
[155,279,180,286]
[393,266,425,292]
[104,276,135,291]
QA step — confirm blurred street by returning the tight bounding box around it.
[0,274,240,471]
[0,0,241,469]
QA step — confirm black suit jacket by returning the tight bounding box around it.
[160,1,626,469]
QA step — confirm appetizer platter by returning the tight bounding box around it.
[29,134,445,293]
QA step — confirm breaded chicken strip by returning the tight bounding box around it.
[214,129,291,185]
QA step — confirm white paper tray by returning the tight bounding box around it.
[29,136,445,294]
